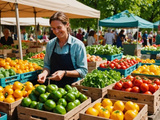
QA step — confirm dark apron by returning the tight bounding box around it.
[49,41,78,87]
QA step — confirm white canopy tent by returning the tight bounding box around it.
[1,17,50,26]
[0,0,100,59]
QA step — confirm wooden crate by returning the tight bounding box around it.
[107,88,160,115]
[0,49,3,54]
[36,47,43,52]
[2,49,12,54]
[27,48,37,53]
[72,79,115,101]
[80,98,148,120]
[0,100,22,120]
[87,60,107,73]
[17,97,91,120]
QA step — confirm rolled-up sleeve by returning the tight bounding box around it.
[75,42,88,78]
[43,42,52,71]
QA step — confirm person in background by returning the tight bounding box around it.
[148,31,153,45]
[127,32,133,40]
[116,29,125,48]
[142,31,148,46]
[103,29,115,45]
[21,28,28,40]
[0,28,14,46]
[37,30,43,40]
[29,33,35,41]
[37,12,87,87]
[87,30,96,46]
[76,29,83,41]
[43,31,49,42]
[49,28,56,40]
[112,30,117,45]
[156,31,160,45]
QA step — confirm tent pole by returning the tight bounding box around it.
[15,0,23,60]
[152,28,154,45]
[0,10,2,37]
[34,8,38,45]
[97,18,99,44]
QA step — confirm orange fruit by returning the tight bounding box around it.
[29,68,35,71]
[13,89,23,98]
[5,58,12,62]
[15,64,20,69]
[0,60,6,67]
[13,81,23,90]
[0,86,4,93]
[102,99,113,107]
[5,65,11,69]
[10,61,16,66]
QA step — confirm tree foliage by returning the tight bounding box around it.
[70,0,159,30]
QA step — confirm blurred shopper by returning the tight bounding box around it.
[112,30,117,45]
[156,31,160,45]
[43,31,49,42]
[103,29,115,45]
[37,30,43,40]
[76,29,83,41]
[142,31,148,46]
[148,31,153,45]
[0,28,14,46]
[29,33,35,41]
[21,28,28,40]
[116,29,125,48]
[87,30,96,46]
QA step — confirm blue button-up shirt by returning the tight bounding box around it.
[44,34,88,78]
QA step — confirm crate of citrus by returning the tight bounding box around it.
[0,81,36,120]
[132,64,160,78]
[79,98,148,120]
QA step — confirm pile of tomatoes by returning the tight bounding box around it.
[99,58,138,69]
[0,81,38,103]
[114,75,160,95]
[86,98,140,120]
[31,52,45,59]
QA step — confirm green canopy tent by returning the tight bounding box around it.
[99,10,153,28]
[153,20,160,29]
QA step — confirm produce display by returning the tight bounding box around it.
[85,98,139,120]
[141,59,155,63]
[86,44,122,55]
[23,50,46,60]
[114,75,159,94]
[27,58,44,68]
[0,45,12,49]
[99,58,138,69]
[81,69,122,88]
[31,52,45,59]
[21,84,87,115]
[87,54,103,62]
[0,67,16,78]
[0,81,35,103]
[0,58,42,74]
[141,45,160,51]
[132,65,160,75]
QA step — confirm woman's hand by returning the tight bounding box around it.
[49,70,65,81]
[37,72,47,84]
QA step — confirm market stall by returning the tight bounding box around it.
[99,10,153,56]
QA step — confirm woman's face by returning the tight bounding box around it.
[50,20,69,40]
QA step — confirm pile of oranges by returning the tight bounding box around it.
[0,81,39,103]
[0,58,42,74]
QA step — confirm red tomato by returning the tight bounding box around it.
[149,83,158,93]
[134,79,143,87]
[123,80,133,89]
[121,65,127,69]
[125,88,132,92]
[100,64,105,68]
[107,61,111,64]
[114,82,122,90]
[140,83,149,93]
[126,75,134,82]
[153,78,160,85]
[144,91,152,95]
[131,86,140,93]
[110,63,115,69]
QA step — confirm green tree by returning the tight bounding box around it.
[70,0,155,30]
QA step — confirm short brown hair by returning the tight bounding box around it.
[50,12,71,33]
